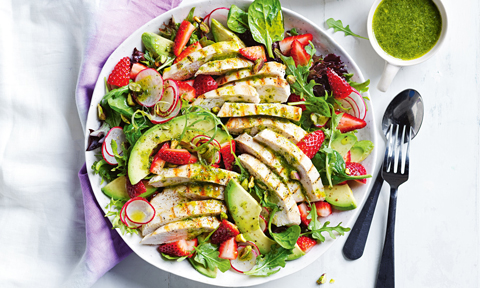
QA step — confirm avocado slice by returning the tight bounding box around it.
[128,114,216,185]
[324,184,357,210]
[188,258,217,278]
[101,176,157,201]
[211,19,245,48]
[331,133,357,157]
[350,140,374,163]
[225,179,275,255]
[141,32,174,58]
[286,245,306,261]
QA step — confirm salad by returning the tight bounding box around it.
[87,0,373,278]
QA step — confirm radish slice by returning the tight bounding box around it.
[156,80,179,115]
[230,245,259,273]
[150,98,182,124]
[102,138,118,165]
[134,68,164,107]
[120,201,142,228]
[103,127,127,157]
[238,241,261,257]
[125,198,156,224]
[258,215,267,232]
[260,207,270,220]
[338,90,367,120]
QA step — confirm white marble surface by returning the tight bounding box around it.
[93,0,480,287]
[1,0,478,287]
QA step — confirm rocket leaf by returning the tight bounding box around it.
[326,18,368,40]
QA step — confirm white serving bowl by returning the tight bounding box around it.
[84,0,378,286]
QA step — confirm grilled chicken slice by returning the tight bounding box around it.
[149,164,239,187]
[226,116,307,143]
[191,85,260,110]
[225,77,290,103]
[216,62,286,86]
[235,133,305,202]
[144,198,226,236]
[175,183,225,200]
[163,41,240,80]
[141,216,221,245]
[141,188,187,236]
[217,103,302,122]
[254,129,325,202]
[195,58,253,76]
[238,154,300,226]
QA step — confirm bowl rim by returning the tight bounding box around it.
[84,0,378,286]
[367,0,448,66]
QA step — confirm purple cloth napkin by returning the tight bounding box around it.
[75,0,182,283]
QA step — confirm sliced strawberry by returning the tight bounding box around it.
[298,202,311,226]
[343,150,351,162]
[218,237,238,260]
[173,20,196,56]
[335,111,367,133]
[150,142,170,173]
[211,219,240,244]
[296,130,325,158]
[158,239,191,257]
[279,33,313,56]
[158,148,192,165]
[193,75,218,96]
[239,46,267,62]
[297,236,316,253]
[220,140,236,171]
[345,162,367,184]
[188,154,198,164]
[314,201,332,217]
[174,41,202,64]
[326,68,357,99]
[126,177,147,198]
[130,63,148,79]
[183,79,195,87]
[185,238,198,258]
[290,40,310,67]
[107,57,130,87]
[177,81,196,102]
[288,94,306,111]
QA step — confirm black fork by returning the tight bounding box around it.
[375,124,411,288]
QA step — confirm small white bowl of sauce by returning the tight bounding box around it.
[367,0,448,92]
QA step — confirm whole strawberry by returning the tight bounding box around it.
[193,75,218,96]
[326,68,356,99]
[296,130,325,158]
[108,57,130,87]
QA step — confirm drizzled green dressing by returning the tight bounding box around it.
[373,0,442,60]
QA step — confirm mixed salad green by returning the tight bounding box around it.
[87,0,374,278]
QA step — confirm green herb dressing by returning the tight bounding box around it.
[373,0,442,60]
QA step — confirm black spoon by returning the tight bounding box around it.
[343,89,424,260]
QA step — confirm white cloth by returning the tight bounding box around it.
[0,1,96,287]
